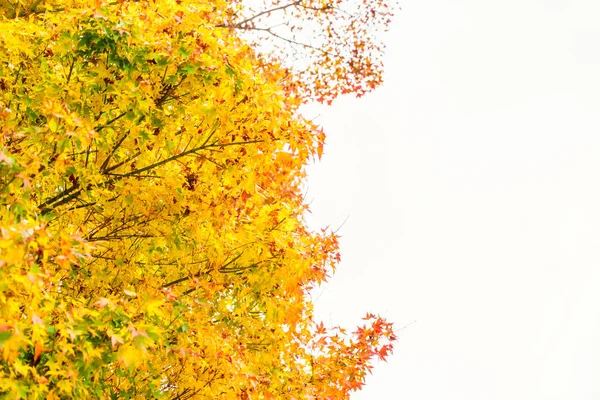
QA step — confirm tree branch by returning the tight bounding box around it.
[100,129,130,172]
[109,139,262,179]
[217,0,302,29]
[96,110,128,133]
[38,121,262,214]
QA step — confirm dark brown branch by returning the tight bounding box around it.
[109,139,262,179]
[218,252,244,271]
[217,0,302,29]
[163,275,193,289]
[66,57,76,84]
[40,187,82,215]
[96,110,128,133]
[100,129,130,171]
[105,150,141,173]
[262,28,337,57]
[179,253,244,295]
[38,122,262,213]
[222,24,337,58]
[87,234,155,242]
[219,261,262,274]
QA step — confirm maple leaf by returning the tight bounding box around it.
[315,321,327,335]
[33,341,47,364]
[110,333,125,349]
[31,314,45,326]
[363,312,376,320]
[0,150,13,166]
[95,298,115,309]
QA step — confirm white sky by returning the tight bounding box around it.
[302,0,600,399]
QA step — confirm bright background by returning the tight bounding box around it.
[302,0,600,399]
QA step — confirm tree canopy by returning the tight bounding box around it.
[0,0,397,398]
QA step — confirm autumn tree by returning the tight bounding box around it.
[0,0,396,398]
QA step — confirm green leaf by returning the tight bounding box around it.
[0,330,13,345]
[177,46,191,59]
[180,64,198,75]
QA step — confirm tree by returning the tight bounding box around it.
[0,0,396,398]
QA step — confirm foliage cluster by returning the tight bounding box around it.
[0,0,396,398]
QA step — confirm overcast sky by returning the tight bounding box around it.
[302,0,600,399]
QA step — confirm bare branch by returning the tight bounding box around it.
[217,0,302,29]
[226,24,338,58]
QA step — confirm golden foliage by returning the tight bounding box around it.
[0,0,396,398]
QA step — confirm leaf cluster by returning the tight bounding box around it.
[0,0,396,398]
